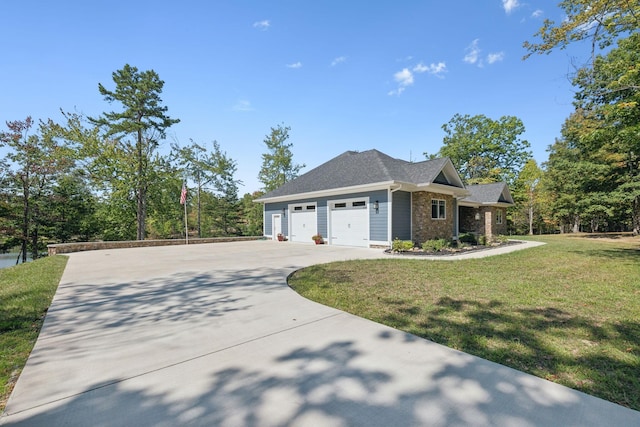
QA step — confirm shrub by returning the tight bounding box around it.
[422,239,451,252]
[494,234,509,243]
[458,233,477,245]
[392,238,414,252]
[478,235,487,245]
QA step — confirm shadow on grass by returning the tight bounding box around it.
[380,297,640,410]
[569,247,640,262]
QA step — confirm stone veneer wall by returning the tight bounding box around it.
[458,206,508,239]
[412,191,454,244]
[493,207,507,236]
[48,236,263,256]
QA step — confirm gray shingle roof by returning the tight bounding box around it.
[257,149,452,200]
[464,182,514,204]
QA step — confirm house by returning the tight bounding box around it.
[255,149,513,247]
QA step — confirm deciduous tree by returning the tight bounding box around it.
[435,114,531,185]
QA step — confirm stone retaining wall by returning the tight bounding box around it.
[48,236,263,256]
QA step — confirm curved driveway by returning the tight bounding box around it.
[2,240,639,426]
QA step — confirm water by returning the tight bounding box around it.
[0,252,33,270]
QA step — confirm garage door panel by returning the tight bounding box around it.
[330,202,369,247]
[291,210,317,243]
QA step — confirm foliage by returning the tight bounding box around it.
[436,114,532,185]
[512,159,545,235]
[238,192,264,236]
[392,238,414,252]
[0,118,75,261]
[421,238,450,252]
[458,232,477,245]
[258,124,305,192]
[543,33,640,234]
[477,234,487,245]
[0,255,68,411]
[289,235,640,410]
[523,0,640,59]
[89,64,180,240]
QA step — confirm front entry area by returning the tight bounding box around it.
[289,204,317,243]
[329,198,369,247]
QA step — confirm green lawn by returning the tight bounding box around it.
[0,255,67,411]
[289,235,640,410]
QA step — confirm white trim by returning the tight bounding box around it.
[387,188,392,247]
[257,182,395,203]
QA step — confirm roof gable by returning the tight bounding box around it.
[463,182,514,205]
[256,149,467,201]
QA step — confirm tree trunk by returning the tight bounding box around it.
[633,195,640,236]
[572,215,580,233]
[135,129,146,241]
[21,176,29,263]
[528,205,534,235]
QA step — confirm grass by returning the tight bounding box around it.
[289,234,640,410]
[0,255,67,412]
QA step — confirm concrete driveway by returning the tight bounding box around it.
[2,240,639,426]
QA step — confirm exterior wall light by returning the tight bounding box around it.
[475,212,481,221]
[374,200,379,213]
[282,207,286,217]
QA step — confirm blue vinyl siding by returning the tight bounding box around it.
[367,190,388,242]
[264,202,289,236]
[391,191,411,240]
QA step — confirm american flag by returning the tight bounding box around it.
[180,183,187,205]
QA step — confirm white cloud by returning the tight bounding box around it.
[532,9,543,18]
[394,68,414,87]
[464,39,481,65]
[502,0,520,14]
[233,100,254,112]
[286,62,302,69]
[388,87,406,96]
[388,60,447,96]
[487,52,505,64]
[331,56,347,66]
[413,62,447,77]
[253,20,270,31]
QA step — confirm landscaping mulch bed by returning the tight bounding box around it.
[384,239,523,257]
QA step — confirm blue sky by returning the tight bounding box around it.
[1,1,590,193]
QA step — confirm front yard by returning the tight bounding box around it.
[288,234,640,410]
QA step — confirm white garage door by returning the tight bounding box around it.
[290,204,317,243]
[330,199,369,247]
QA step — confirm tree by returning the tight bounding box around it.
[435,114,532,185]
[571,33,640,234]
[523,0,640,60]
[0,117,74,261]
[258,124,305,192]
[513,159,544,235]
[238,191,264,236]
[90,64,179,240]
[209,141,241,235]
[172,140,241,237]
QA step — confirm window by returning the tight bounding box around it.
[431,199,446,219]
[306,205,316,211]
[352,201,366,207]
[496,209,503,224]
[334,202,347,208]
[293,206,303,211]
